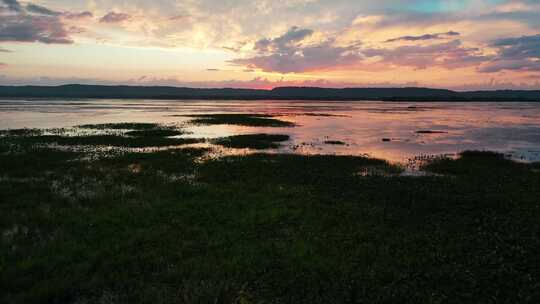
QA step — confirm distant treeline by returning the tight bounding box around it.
[0,84,539,101]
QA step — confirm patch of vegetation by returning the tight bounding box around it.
[185,114,296,127]
[422,150,520,175]
[125,129,184,137]
[4,135,201,148]
[1,126,540,304]
[0,128,43,137]
[416,130,448,134]
[324,140,346,145]
[77,123,161,130]
[213,134,290,149]
[197,153,401,185]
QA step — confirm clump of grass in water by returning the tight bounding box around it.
[2,123,193,148]
[213,134,290,149]
[125,129,184,137]
[77,123,161,130]
[324,140,346,145]
[184,114,296,127]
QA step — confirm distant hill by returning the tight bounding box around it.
[0,84,539,101]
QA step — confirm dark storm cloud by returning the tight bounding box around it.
[100,12,131,23]
[385,31,460,43]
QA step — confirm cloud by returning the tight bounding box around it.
[364,40,490,69]
[254,26,314,52]
[492,34,540,59]
[100,12,131,23]
[26,3,61,16]
[0,14,73,44]
[0,63,6,68]
[2,0,22,12]
[62,11,93,20]
[0,47,11,52]
[0,74,422,90]
[231,26,362,73]
[480,34,540,72]
[385,31,460,43]
[0,1,88,44]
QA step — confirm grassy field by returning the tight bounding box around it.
[1,123,540,303]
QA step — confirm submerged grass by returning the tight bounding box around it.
[185,114,296,127]
[213,134,290,149]
[1,127,540,304]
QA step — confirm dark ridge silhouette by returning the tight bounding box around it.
[0,84,539,101]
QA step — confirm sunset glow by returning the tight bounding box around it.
[1,0,539,89]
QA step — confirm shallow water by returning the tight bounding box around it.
[1,99,540,163]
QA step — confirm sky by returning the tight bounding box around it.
[0,0,539,90]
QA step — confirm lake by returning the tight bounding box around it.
[1,99,540,163]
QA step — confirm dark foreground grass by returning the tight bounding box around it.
[213,134,290,149]
[1,128,540,304]
[185,114,296,127]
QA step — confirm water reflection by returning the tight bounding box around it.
[1,99,540,163]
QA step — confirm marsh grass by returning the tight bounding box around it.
[324,140,346,145]
[1,127,540,304]
[4,134,201,148]
[213,134,290,149]
[184,114,296,127]
[125,129,184,137]
[77,123,162,130]
[0,128,43,137]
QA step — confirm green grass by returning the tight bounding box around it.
[185,114,296,127]
[213,134,290,149]
[1,128,540,303]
